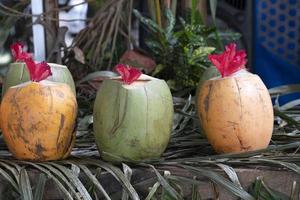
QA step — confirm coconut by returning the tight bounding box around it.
[2,62,76,96]
[196,43,273,153]
[0,59,77,161]
[3,42,75,96]
[93,65,173,162]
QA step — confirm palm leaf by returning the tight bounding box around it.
[256,159,300,174]
[33,174,47,200]
[145,164,182,199]
[49,163,93,200]
[39,163,81,199]
[181,165,255,200]
[85,159,140,200]
[145,182,161,200]
[122,163,133,200]
[216,163,242,189]
[19,168,33,200]
[0,165,19,192]
[21,162,74,200]
[77,164,111,200]
[269,84,300,98]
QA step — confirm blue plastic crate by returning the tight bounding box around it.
[253,0,300,105]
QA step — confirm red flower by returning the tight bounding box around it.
[114,64,142,85]
[10,42,32,62]
[208,43,247,77]
[25,58,52,82]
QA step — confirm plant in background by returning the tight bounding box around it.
[134,0,241,92]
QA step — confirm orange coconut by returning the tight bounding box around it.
[0,57,77,161]
[196,43,273,153]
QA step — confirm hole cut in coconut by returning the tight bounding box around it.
[111,74,153,88]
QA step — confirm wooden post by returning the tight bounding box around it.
[43,0,61,63]
[31,0,46,61]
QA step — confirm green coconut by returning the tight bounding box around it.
[93,74,173,162]
[2,62,76,96]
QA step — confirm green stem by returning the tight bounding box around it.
[191,0,197,25]
[214,28,224,50]
[155,0,162,28]
[147,0,156,21]
[171,0,177,17]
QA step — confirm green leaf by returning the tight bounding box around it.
[133,9,163,35]
[212,31,241,41]
[19,168,33,200]
[165,9,176,40]
[33,174,47,200]
[191,0,198,25]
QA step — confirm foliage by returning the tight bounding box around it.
[66,0,133,74]
[133,6,240,91]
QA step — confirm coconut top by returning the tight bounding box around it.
[10,42,32,62]
[25,58,52,82]
[208,43,247,78]
[10,80,65,88]
[209,69,255,81]
[114,64,142,85]
[47,63,68,69]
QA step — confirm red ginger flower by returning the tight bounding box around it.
[208,43,247,77]
[114,64,142,85]
[25,58,52,82]
[10,42,32,62]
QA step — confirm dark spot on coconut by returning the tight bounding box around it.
[35,142,46,155]
[204,83,213,113]
[236,133,251,151]
[15,123,29,144]
[55,90,65,98]
[63,126,76,153]
[203,83,213,122]
[130,138,140,147]
[56,114,65,147]
[222,134,227,139]
[27,144,46,161]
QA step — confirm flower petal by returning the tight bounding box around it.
[114,64,142,85]
[25,58,52,82]
[207,43,247,77]
[10,42,32,62]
